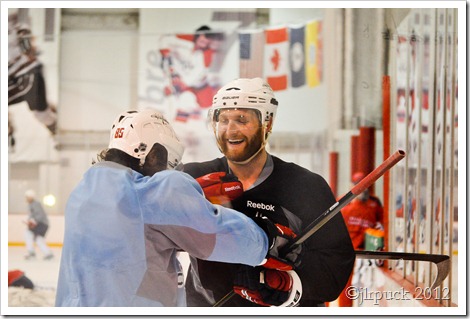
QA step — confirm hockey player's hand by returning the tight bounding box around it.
[255,216,301,271]
[195,172,243,205]
[233,266,302,307]
[24,219,37,230]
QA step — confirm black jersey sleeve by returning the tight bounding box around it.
[265,158,355,305]
[295,173,355,303]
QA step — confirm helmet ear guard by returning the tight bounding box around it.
[108,109,184,170]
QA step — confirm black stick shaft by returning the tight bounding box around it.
[281,149,405,255]
[213,291,236,307]
[280,192,354,256]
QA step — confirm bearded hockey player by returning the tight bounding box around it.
[183,77,355,307]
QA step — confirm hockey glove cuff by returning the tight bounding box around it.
[233,266,302,307]
[254,216,301,271]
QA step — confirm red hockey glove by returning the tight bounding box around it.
[196,172,243,205]
[255,216,301,271]
[233,266,302,307]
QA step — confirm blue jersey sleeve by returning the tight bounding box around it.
[136,170,268,266]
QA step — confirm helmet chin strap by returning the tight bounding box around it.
[230,141,265,165]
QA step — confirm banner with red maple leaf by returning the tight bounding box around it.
[264,26,289,91]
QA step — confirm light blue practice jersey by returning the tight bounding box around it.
[55,161,268,307]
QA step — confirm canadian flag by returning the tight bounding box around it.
[264,27,289,91]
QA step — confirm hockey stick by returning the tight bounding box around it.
[355,250,450,290]
[213,150,402,306]
[213,250,450,307]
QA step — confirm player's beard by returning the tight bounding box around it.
[220,127,264,163]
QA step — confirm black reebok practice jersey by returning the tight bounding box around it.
[183,155,355,307]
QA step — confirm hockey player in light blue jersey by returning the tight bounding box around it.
[55,109,295,307]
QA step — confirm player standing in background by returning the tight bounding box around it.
[183,77,355,307]
[24,189,54,261]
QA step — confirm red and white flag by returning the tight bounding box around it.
[264,26,288,91]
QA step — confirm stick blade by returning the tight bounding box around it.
[355,251,451,290]
[431,256,451,290]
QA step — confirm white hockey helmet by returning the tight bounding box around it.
[208,78,278,163]
[209,77,278,129]
[25,189,36,199]
[108,109,184,169]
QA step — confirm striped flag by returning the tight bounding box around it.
[239,29,264,78]
[289,24,306,88]
[264,26,289,91]
[306,20,322,87]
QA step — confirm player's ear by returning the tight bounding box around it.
[265,117,274,139]
[267,118,274,131]
[142,143,168,176]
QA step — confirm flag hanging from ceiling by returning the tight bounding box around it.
[289,24,306,88]
[317,20,323,83]
[306,20,323,88]
[264,26,289,91]
[239,29,264,78]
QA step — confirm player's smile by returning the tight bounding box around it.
[223,134,248,157]
[228,138,244,145]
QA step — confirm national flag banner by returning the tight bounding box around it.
[306,20,323,88]
[289,24,306,88]
[264,26,289,91]
[239,29,264,78]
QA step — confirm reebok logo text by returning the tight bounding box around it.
[247,201,275,211]
[225,185,241,192]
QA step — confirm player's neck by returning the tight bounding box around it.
[228,150,267,190]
